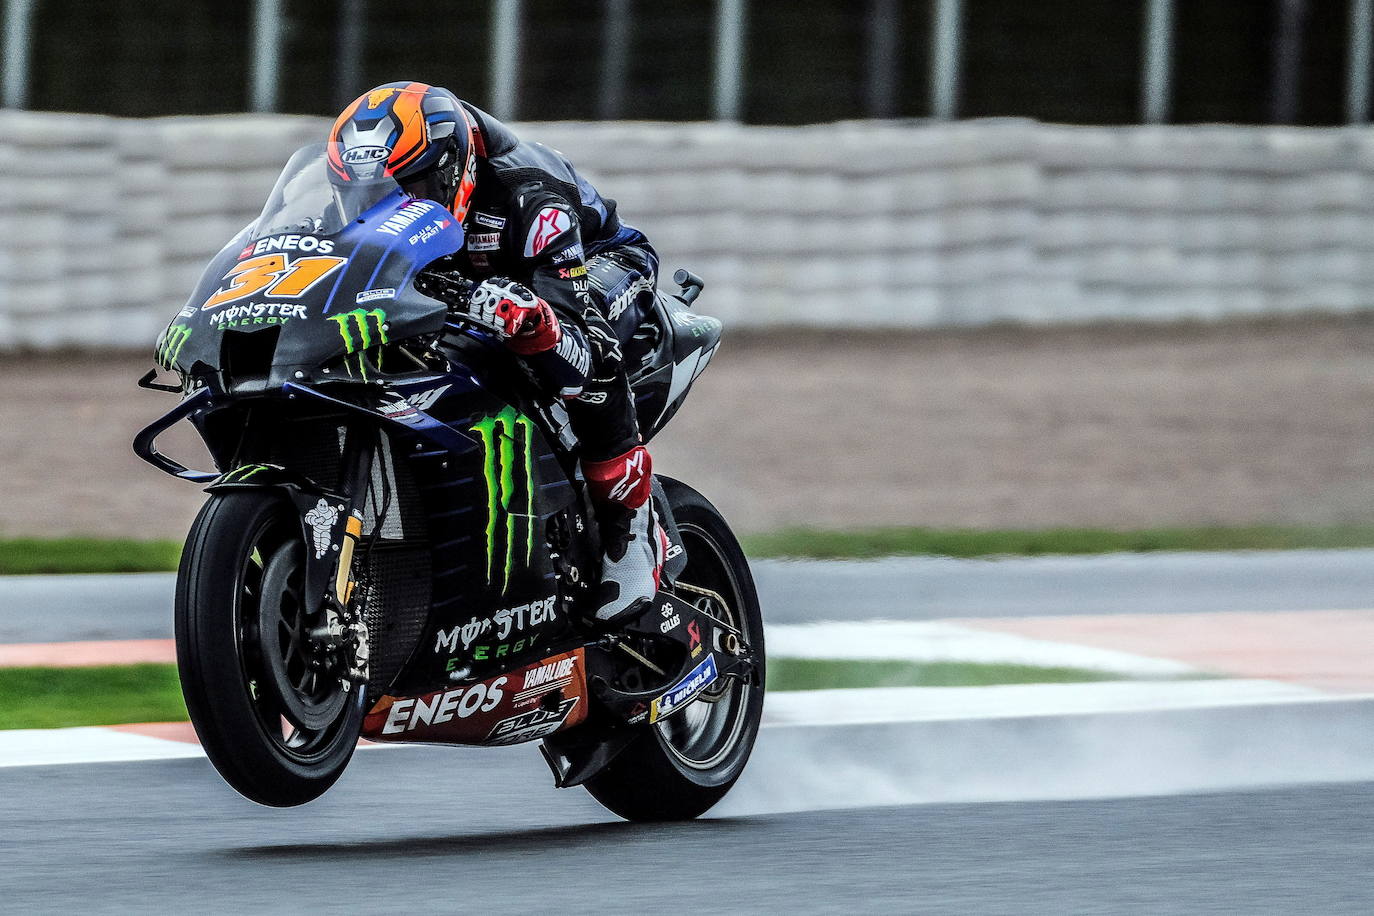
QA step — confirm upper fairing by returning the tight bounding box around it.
[154,144,464,388]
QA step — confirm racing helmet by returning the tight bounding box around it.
[328,81,479,222]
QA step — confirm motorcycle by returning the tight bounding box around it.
[132,142,764,821]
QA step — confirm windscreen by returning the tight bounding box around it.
[251,142,402,241]
[161,141,463,385]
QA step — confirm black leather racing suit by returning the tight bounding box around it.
[436,103,660,462]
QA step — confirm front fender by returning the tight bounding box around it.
[207,462,332,495]
[209,464,356,615]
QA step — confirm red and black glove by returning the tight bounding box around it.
[466,277,561,355]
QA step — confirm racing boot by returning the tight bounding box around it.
[583,445,668,624]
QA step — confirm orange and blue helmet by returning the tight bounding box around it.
[328,81,479,222]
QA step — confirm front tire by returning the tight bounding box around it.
[583,477,765,821]
[176,490,364,807]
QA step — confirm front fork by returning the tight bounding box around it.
[211,425,378,687]
[320,510,370,685]
[317,426,377,685]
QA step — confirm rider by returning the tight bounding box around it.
[328,80,666,625]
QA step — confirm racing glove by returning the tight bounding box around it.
[467,277,561,355]
[416,270,590,394]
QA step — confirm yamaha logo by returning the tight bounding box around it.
[342,145,388,164]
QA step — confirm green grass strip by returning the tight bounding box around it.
[740,524,1374,560]
[0,654,1189,731]
[767,658,1125,691]
[4,524,1374,574]
[0,659,1119,730]
[0,538,182,575]
[0,664,187,730]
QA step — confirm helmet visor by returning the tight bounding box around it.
[398,163,456,212]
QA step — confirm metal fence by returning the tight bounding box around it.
[3,0,1371,125]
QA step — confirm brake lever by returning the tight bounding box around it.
[414,266,473,303]
[444,316,505,339]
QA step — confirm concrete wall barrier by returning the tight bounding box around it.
[2,112,1372,350]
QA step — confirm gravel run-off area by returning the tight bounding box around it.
[3,315,1371,539]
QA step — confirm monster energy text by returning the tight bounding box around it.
[470,406,536,594]
[157,324,191,370]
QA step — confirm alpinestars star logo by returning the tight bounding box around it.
[524,206,570,258]
[607,449,646,502]
[470,406,537,594]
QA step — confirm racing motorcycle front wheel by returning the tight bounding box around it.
[175,490,365,807]
[583,477,766,821]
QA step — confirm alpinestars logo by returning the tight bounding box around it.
[524,206,570,257]
[470,406,536,594]
[607,277,655,321]
[607,449,646,502]
[328,308,388,354]
[157,325,191,370]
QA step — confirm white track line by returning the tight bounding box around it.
[0,727,206,768]
[761,679,1341,727]
[765,620,1199,676]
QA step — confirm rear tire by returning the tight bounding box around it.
[176,490,364,807]
[582,477,765,821]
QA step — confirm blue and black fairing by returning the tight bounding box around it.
[629,286,722,442]
[133,140,729,720]
[154,143,464,391]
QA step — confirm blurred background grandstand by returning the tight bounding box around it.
[2,0,1370,125]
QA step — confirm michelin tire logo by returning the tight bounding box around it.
[649,653,718,723]
[304,499,340,559]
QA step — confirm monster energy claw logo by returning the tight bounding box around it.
[327,308,389,354]
[157,325,191,370]
[470,406,535,594]
[218,464,272,484]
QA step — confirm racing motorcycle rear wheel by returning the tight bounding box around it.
[175,490,365,807]
[583,477,765,821]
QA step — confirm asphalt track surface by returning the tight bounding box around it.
[4,548,1373,642]
[1,744,1370,914]
[5,552,1372,912]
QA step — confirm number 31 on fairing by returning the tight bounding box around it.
[201,254,346,310]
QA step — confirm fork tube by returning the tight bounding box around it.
[335,514,364,604]
[335,425,377,601]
